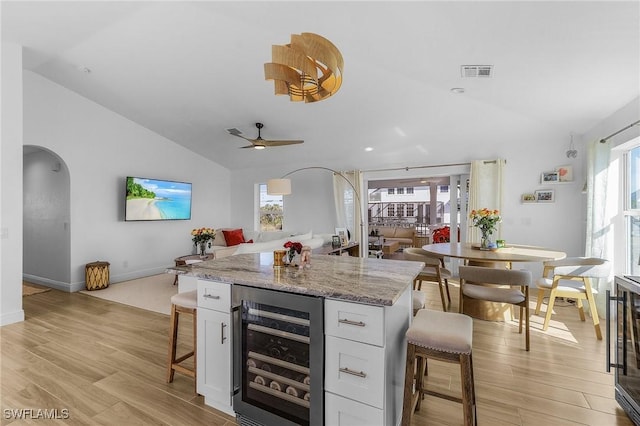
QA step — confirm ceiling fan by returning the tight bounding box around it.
[226,123,304,150]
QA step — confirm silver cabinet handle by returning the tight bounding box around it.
[339,367,367,378]
[203,294,221,300]
[338,318,366,327]
[221,322,227,344]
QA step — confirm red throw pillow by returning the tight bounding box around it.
[222,229,245,246]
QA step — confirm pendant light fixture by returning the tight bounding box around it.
[264,33,343,103]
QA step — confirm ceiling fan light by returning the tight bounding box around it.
[267,178,292,195]
[254,145,266,150]
[265,33,343,103]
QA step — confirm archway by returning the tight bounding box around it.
[23,146,71,288]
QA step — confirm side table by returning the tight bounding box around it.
[173,254,214,285]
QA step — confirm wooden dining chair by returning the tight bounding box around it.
[534,257,610,340]
[403,247,452,311]
[459,266,532,351]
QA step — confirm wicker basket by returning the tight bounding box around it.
[85,261,110,290]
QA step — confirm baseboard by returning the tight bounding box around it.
[1,309,25,326]
[23,266,170,293]
[22,274,78,292]
[110,266,170,284]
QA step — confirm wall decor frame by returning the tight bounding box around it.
[535,189,555,203]
[335,227,349,246]
[555,165,574,182]
[521,193,536,203]
[541,171,559,183]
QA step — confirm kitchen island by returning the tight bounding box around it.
[169,252,423,425]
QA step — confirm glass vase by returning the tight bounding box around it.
[480,230,493,250]
[199,242,207,256]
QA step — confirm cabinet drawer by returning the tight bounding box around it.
[325,392,384,426]
[325,335,385,408]
[325,299,384,346]
[197,280,231,312]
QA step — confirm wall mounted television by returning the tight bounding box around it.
[125,176,192,221]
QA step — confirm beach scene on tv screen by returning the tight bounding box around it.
[126,177,191,220]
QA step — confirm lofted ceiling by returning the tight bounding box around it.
[2,1,639,172]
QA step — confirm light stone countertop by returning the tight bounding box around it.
[168,253,424,306]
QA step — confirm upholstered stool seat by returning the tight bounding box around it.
[412,290,426,315]
[167,290,198,389]
[402,309,476,426]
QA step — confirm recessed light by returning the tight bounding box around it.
[78,66,92,74]
[450,87,465,94]
[420,180,428,184]
[364,147,374,152]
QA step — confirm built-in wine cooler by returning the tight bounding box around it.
[232,285,324,426]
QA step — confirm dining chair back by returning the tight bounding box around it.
[459,266,532,351]
[534,257,610,340]
[404,247,452,311]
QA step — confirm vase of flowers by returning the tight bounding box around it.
[283,241,303,266]
[469,208,501,250]
[191,227,216,256]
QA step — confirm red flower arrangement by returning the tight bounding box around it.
[431,226,461,243]
[284,241,303,264]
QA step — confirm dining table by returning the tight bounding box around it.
[421,242,566,321]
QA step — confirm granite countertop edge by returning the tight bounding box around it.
[166,254,422,306]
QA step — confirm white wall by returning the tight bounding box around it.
[22,71,232,290]
[1,42,25,325]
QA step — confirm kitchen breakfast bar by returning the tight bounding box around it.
[169,252,424,426]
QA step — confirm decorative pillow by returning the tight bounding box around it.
[222,228,246,246]
[212,231,228,247]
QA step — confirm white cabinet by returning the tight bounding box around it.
[324,286,412,426]
[196,280,234,416]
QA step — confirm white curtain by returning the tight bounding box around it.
[585,139,614,314]
[333,170,363,252]
[467,159,505,243]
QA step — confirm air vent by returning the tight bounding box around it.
[461,65,493,78]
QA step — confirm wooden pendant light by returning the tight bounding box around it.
[264,33,343,103]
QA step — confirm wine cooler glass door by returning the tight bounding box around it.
[232,285,323,426]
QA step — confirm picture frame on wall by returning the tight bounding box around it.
[335,227,349,246]
[521,193,536,203]
[555,165,574,182]
[535,189,555,203]
[541,171,559,183]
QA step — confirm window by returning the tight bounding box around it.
[626,146,640,274]
[397,187,405,195]
[388,188,395,195]
[397,204,405,217]
[259,183,283,231]
[406,187,414,194]
[407,204,415,217]
[388,204,395,217]
[440,185,449,193]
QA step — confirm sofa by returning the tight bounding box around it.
[369,225,416,248]
[208,228,329,259]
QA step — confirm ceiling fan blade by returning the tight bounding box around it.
[226,128,254,142]
[260,140,304,147]
[239,144,257,149]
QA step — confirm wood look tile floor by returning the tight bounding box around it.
[1,277,635,425]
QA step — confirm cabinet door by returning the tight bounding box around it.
[197,308,232,408]
[325,392,384,426]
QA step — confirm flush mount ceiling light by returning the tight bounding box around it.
[264,32,343,103]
